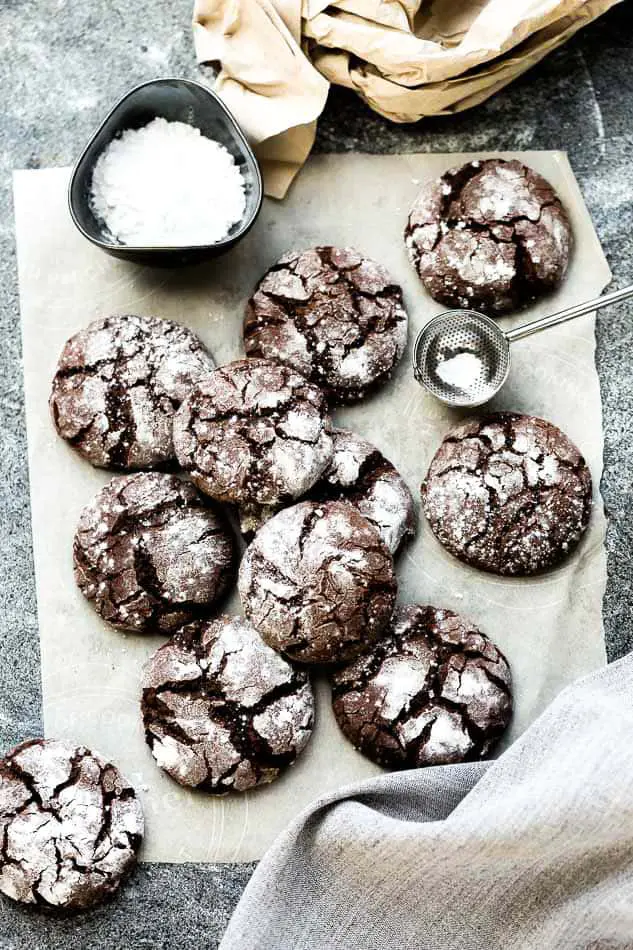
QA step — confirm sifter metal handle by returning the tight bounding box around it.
[506,283,633,343]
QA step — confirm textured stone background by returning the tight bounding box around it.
[1,1,632,946]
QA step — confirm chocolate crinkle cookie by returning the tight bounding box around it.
[238,500,397,665]
[141,616,314,793]
[173,358,333,506]
[50,313,215,470]
[331,605,513,769]
[421,412,592,576]
[405,159,572,317]
[74,472,236,633]
[243,247,408,403]
[308,428,416,554]
[0,739,143,910]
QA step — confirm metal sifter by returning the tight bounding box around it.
[412,284,633,408]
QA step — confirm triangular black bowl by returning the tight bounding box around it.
[68,78,263,267]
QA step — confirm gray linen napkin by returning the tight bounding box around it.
[220,653,633,950]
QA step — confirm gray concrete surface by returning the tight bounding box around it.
[0,1,632,946]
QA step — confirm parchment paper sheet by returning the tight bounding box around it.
[192,0,622,196]
[14,151,609,863]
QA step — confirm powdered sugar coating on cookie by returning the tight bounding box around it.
[238,500,397,664]
[50,313,215,470]
[243,247,408,403]
[74,472,236,633]
[0,739,143,909]
[173,358,333,506]
[421,412,592,576]
[331,604,512,769]
[405,159,572,317]
[141,616,314,792]
[309,428,416,554]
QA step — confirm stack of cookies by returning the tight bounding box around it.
[0,159,592,911]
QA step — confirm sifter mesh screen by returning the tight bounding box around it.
[413,310,510,406]
[412,310,510,407]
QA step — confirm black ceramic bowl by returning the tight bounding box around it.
[68,78,263,266]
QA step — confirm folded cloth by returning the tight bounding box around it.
[220,652,633,949]
[193,0,622,197]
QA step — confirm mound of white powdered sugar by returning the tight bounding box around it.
[90,118,246,247]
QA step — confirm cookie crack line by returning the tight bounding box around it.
[442,417,590,480]
[55,316,208,398]
[146,669,306,723]
[413,200,559,256]
[332,619,501,695]
[144,699,308,786]
[182,392,301,428]
[242,549,302,603]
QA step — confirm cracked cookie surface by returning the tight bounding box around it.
[74,472,236,633]
[243,247,408,403]
[405,159,572,317]
[309,428,416,555]
[238,500,397,665]
[141,616,314,793]
[50,314,215,470]
[173,358,333,506]
[0,739,143,910]
[421,412,592,576]
[331,604,512,769]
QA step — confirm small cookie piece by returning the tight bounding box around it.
[309,428,416,554]
[331,604,512,769]
[74,472,236,633]
[239,500,397,664]
[0,739,143,910]
[173,358,333,506]
[405,159,572,316]
[243,247,408,403]
[141,616,314,793]
[50,313,215,470]
[236,501,281,539]
[421,412,592,576]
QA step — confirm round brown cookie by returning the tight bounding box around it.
[243,247,408,403]
[405,159,572,317]
[141,616,314,793]
[421,412,592,576]
[74,472,236,633]
[308,428,416,555]
[331,604,512,769]
[173,358,333,506]
[50,313,215,470]
[0,739,143,910]
[238,500,397,665]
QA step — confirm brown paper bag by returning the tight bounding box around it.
[193,0,621,197]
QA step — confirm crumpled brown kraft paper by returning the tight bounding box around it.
[193,0,622,197]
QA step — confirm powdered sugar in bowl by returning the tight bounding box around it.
[69,78,263,266]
